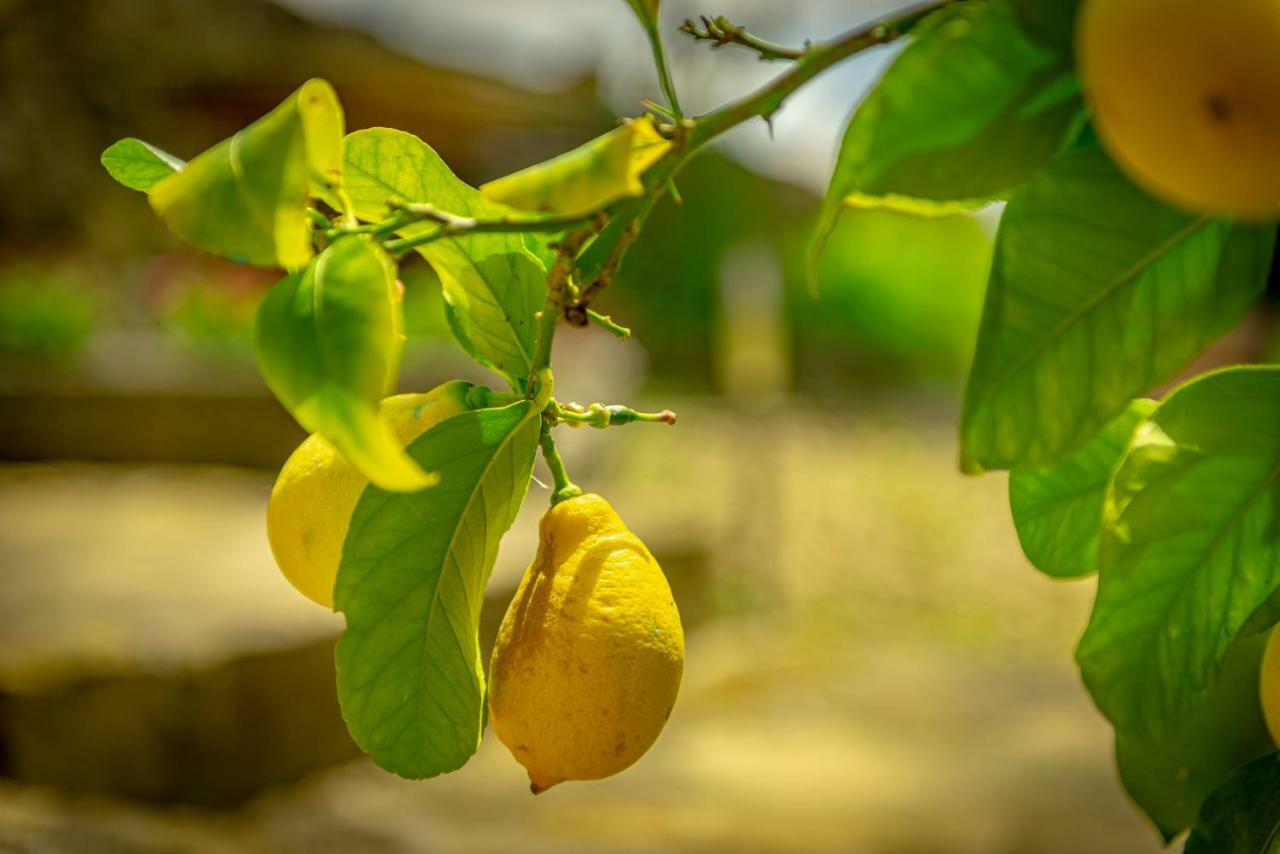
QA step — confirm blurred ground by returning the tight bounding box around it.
[0,395,1165,854]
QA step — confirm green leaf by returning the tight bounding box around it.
[100,138,185,192]
[335,401,540,778]
[1185,751,1280,854]
[255,235,433,492]
[1116,633,1273,842]
[1077,366,1280,745]
[1011,0,1080,51]
[480,117,671,218]
[810,0,1083,276]
[343,128,545,391]
[960,145,1274,473]
[149,79,344,270]
[1009,399,1155,578]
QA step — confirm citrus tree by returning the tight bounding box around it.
[100,0,1280,845]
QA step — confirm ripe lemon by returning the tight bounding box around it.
[488,493,684,793]
[1261,627,1280,744]
[1077,0,1280,219]
[266,381,473,608]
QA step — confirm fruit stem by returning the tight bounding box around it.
[539,424,582,506]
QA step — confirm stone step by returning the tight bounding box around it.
[0,464,350,806]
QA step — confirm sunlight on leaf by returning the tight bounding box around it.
[255,235,433,492]
[335,401,539,778]
[344,128,545,391]
[809,0,1083,282]
[100,138,185,192]
[149,79,344,270]
[1009,399,1154,578]
[1078,366,1280,746]
[960,145,1274,472]
[480,117,671,218]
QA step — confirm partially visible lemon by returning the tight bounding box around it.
[1261,626,1280,745]
[1077,0,1280,220]
[266,381,474,608]
[488,493,684,793]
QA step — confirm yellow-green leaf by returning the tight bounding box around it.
[100,138,185,192]
[149,79,344,270]
[344,128,545,390]
[480,117,670,217]
[255,235,434,492]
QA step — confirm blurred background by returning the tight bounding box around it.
[0,0,1267,851]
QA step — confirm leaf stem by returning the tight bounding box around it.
[640,19,684,120]
[539,425,582,505]
[586,309,631,339]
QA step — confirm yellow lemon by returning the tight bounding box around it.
[266,381,473,608]
[488,493,684,793]
[1077,0,1280,219]
[1261,626,1280,745]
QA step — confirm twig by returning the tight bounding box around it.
[555,401,676,428]
[686,1,956,144]
[586,309,631,340]
[680,15,807,61]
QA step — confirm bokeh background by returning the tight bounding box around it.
[1,1,1272,851]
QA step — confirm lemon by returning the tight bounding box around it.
[488,493,684,793]
[266,381,473,608]
[1077,0,1280,219]
[1261,627,1280,744]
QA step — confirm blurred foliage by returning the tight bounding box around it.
[795,208,994,384]
[612,153,994,391]
[147,257,272,360]
[0,263,98,367]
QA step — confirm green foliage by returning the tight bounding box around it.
[335,401,539,778]
[1185,752,1280,853]
[254,235,433,492]
[148,79,344,270]
[960,145,1274,473]
[1116,633,1273,842]
[811,0,1083,276]
[1078,366,1280,744]
[798,207,992,381]
[481,118,670,217]
[99,138,184,192]
[344,128,545,391]
[98,2,1280,830]
[1008,399,1153,579]
[0,264,98,367]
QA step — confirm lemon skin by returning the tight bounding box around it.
[1261,626,1280,745]
[266,381,473,608]
[1077,0,1280,220]
[488,493,684,793]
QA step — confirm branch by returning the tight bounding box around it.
[609,0,959,264]
[686,0,957,145]
[679,16,807,61]
[381,202,600,255]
